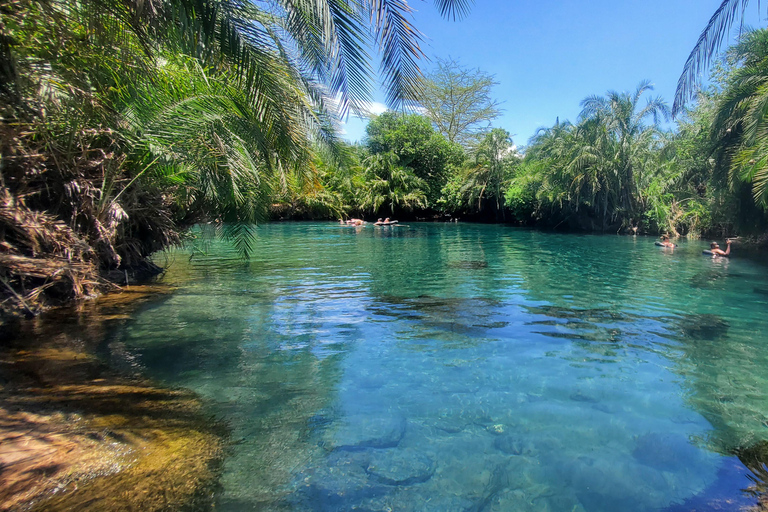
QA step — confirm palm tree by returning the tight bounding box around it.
[578,81,670,226]
[359,152,427,215]
[0,0,471,314]
[522,83,667,230]
[710,28,768,208]
[468,128,515,218]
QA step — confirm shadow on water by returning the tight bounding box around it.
[654,309,768,511]
[662,440,768,512]
[735,441,768,510]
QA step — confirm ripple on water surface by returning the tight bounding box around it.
[110,223,768,511]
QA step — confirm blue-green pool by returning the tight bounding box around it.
[105,223,768,511]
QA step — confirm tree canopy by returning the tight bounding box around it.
[711,28,768,208]
[364,111,464,207]
[417,58,503,147]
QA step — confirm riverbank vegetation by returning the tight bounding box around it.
[0,0,468,317]
[3,0,768,320]
[280,43,768,239]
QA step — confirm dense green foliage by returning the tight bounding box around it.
[0,0,470,315]
[287,35,768,236]
[288,28,768,236]
[441,128,517,220]
[363,112,464,208]
[504,36,768,237]
[505,82,670,232]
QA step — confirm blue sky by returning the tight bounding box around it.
[340,0,764,147]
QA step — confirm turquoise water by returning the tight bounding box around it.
[105,223,768,511]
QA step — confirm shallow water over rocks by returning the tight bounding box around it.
[0,287,225,511]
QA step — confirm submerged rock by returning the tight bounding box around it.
[0,348,225,512]
[690,271,727,289]
[0,293,225,512]
[291,451,389,510]
[365,449,435,486]
[570,391,599,403]
[448,260,489,270]
[632,432,702,472]
[677,314,729,341]
[524,305,628,323]
[493,434,534,456]
[432,418,465,434]
[324,415,407,451]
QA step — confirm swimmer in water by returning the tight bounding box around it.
[708,240,731,257]
[658,234,675,248]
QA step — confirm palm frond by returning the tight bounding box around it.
[368,0,425,109]
[674,0,752,114]
[431,0,473,21]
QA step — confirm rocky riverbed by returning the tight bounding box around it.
[0,286,226,511]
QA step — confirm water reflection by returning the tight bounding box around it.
[97,223,768,511]
[108,253,351,510]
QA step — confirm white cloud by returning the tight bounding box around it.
[366,101,388,116]
[330,96,388,121]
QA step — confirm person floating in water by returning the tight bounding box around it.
[657,234,676,248]
[374,217,398,226]
[707,240,731,257]
[343,218,365,226]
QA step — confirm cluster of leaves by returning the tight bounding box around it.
[440,128,518,220]
[650,28,768,237]
[505,82,669,232]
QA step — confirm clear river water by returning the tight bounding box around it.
[98,222,768,511]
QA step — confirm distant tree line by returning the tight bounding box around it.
[279,35,768,240]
